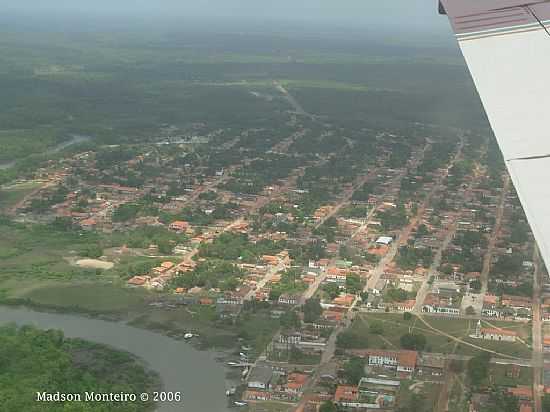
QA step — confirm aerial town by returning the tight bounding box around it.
[2,91,547,412]
[1,6,548,411]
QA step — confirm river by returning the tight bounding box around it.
[0,134,92,170]
[0,306,233,412]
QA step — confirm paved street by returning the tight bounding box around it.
[245,262,286,301]
[366,139,463,293]
[480,176,510,295]
[414,219,459,313]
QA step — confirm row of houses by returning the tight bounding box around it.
[244,365,310,402]
[422,293,461,315]
[482,294,532,320]
[334,377,399,410]
[347,349,418,379]
[332,350,448,411]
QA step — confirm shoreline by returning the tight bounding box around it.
[0,299,243,401]
[0,296,239,350]
[0,303,238,412]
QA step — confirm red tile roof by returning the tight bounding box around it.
[334,385,358,402]
[481,328,517,337]
[508,386,533,399]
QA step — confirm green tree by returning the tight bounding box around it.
[470,279,482,292]
[543,394,550,412]
[81,244,103,259]
[280,310,301,330]
[400,333,427,351]
[467,352,490,387]
[343,357,365,384]
[269,290,282,302]
[51,217,74,231]
[346,273,362,294]
[0,324,156,412]
[303,298,322,323]
[336,330,365,350]
[319,401,337,412]
[484,390,519,412]
[157,239,174,255]
[112,203,141,222]
[323,283,340,300]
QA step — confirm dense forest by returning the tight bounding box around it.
[0,324,159,412]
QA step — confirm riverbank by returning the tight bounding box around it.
[0,323,161,411]
[0,289,240,350]
[0,306,235,412]
[0,276,277,354]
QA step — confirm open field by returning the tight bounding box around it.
[0,128,65,162]
[399,380,441,412]
[0,181,42,210]
[353,313,471,353]
[0,222,101,278]
[21,283,149,312]
[190,78,370,92]
[488,363,532,387]
[0,279,150,313]
[280,79,369,92]
[75,259,115,270]
[353,313,532,358]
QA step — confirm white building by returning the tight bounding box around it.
[376,236,393,246]
[470,320,517,342]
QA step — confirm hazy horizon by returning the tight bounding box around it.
[1,0,451,36]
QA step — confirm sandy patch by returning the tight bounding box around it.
[76,259,114,270]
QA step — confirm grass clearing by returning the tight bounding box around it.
[0,181,42,210]
[0,222,101,278]
[354,313,532,358]
[20,283,150,312]
[75,259,115,270]
[398,380,441,412]
[281,79,369,92]
[128,304,235,346]
[488,363,532,387]
[0,128,63,162]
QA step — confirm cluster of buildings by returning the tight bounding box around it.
[127,259,196,290]
[244,364,310,402]
[421,282,463,316]
[470,320,518,342]
[325,350,447,411]
[482,294,532,320]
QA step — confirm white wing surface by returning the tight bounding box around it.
[441,0,550,270]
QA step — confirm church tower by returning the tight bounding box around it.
[475,319,482,338]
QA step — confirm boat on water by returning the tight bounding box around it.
[225,387,236,396]
[183,333,194,339]
[233,401,247,407]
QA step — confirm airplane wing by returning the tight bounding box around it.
[440,0,550,271]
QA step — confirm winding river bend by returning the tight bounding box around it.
[0,306,232,412]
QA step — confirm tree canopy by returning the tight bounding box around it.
[0,324,157,412]
[400,333,427,351]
